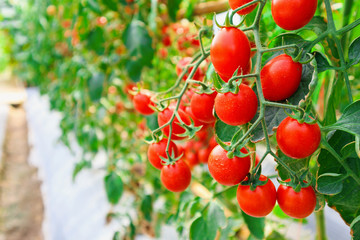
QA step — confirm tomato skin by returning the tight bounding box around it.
[237,175,276,217]
[215,84,258,126]
[198,147,212,163]
[161,160,192,192]
[277,182,316,218]
[158,106,191,140]
[180,89,195,111]
[133,93,155,115]
[261,54,302,101]
[184,106,205,127]
[190,92,217,124]
[276,117,321,159]
[229,0,258,15]
[176,57,204,81]
[210,27,250,81]
[272,0,317,30]
[208,145,251,186]
[147,139,178,170]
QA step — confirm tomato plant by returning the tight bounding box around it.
[5,0,360,239]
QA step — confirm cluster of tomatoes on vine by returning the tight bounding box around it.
[130,0,321,219]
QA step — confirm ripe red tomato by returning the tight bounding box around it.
[198,147,212,163]
[161,160,192,192]
[237,175,276,217]
[184,106,205,127]
[261,54,302,101]
[158,105,191,140]
[277,181,316,218]
[162,35,171,46]
[124,82,136,100]
[210,27,250,82]
[179,89,195,111]
[190,91,217,124]
[276,117,321,159]
[208,145,251,186]
[272,0,317,30]
[229,0,258,15]
[147,139,178,170]
[176,57,204,81]
[133,92,155,115]
[214,84,258,126]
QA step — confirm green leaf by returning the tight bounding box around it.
[350,215,360,240]
[88,72,105,102]
[317,131,360,225]
[102,0,118,11]
[276,150,309,181]
[87,0,101,14]
[140,195,153,221]
[145,114,159,131]
[123,20,154,81]
[167,0,182,21]
[251,62,315,142]
[104,171,124,205]
[302,16,328,36]
[348,36,360,67]
[324,100,360,138]
[72,160,91,181]
[215,118,240,142]
[206,201,226,239]
[87,27,105,55]
[316,173,346,195]
[190,216,208,240]
[242,212,265,239]
[314,51,333,73]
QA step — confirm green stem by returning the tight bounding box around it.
[315,210,327,240]
[337,18,360,35]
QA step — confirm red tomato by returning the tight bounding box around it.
[272,0,318,30]
[276,117,321,159]
[198,147,212,163]
[124,83,136,100]
[133,92,155,115]
[214,84,258,126]
[162,35,171,47]
[96,16,107,26]
[161,160,191,192]
[277,181,316,218]
[208,145,251,186]
[182,142,200,169]
[229,0,258,15]
[190,91,217,124]
[147,139,178,170]
[159,48,168,59]
[158,106,191,140]
[261,54,302,101]
[210,27,250,82]
[176,57,203,81]
[237,175,276,217]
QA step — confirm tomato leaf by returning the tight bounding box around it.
[167,0,182,21]
[145,114,159,131]
[242,211,265,239]
[314,51,333,73]
[88,72,105,102]
[276,149,309,180]
[323,100,360,138]
[102,0,118,11]
[348,36,360,67]
[206,201,226,239]
[190,216,208,240]
[140,195,153,221]
[87,27,105,55]
[104,171,124,205]
[317,130,360,225]
[316,173,346,195]
[350,215,360,240]
[86,0,101,14]
[72,160,91,181]
[302,16,327,36]
[123,19,154,82]
[215,118,240,142]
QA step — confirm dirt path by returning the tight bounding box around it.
[0,105,44,240]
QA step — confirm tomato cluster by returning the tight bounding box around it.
[129,0,321,220]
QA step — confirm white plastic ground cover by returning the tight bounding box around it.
[24,88,350,240]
